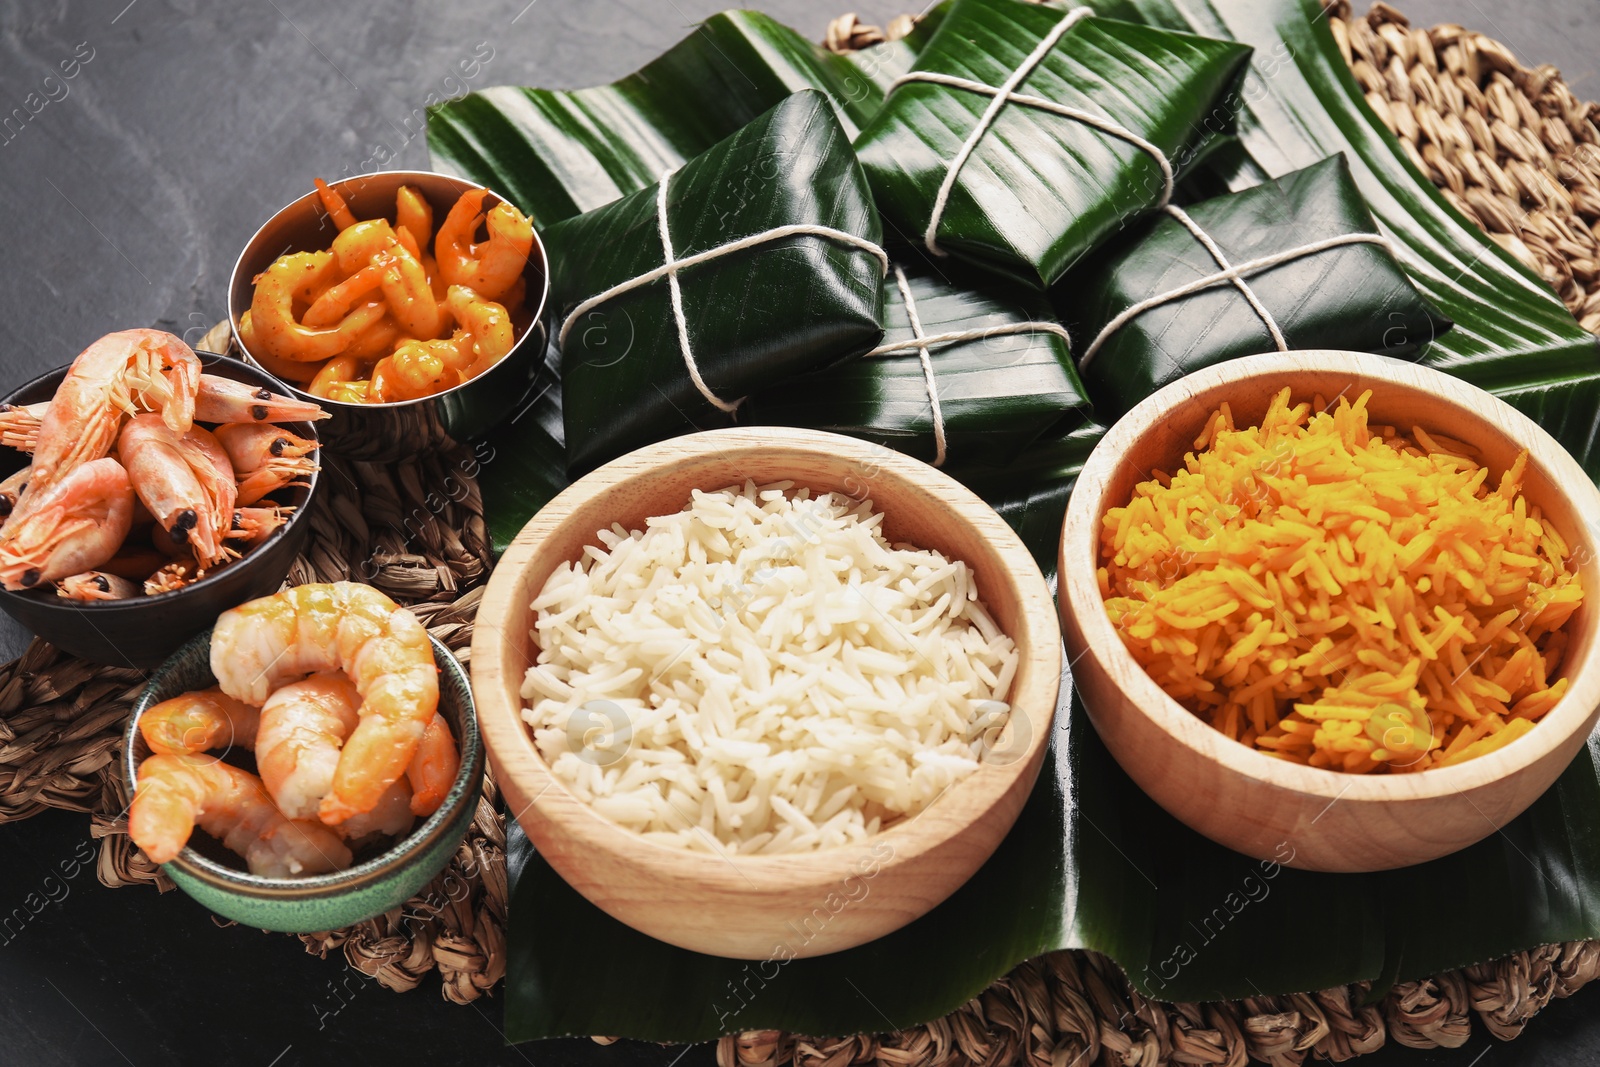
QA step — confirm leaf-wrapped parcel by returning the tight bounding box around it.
[545,89,886,473]
[1058,155,1453,418]
[853,0,1253,289]
[745,255,1092,466]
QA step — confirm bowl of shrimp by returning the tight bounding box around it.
[0,332,325,667]
[121,581,484,933]
[227,169,551,463]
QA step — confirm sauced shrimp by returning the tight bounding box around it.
[56,570,140,601]
[407,713,459,817]
[210,582,439,824]
[194,375,329,424]
[435,190,533,303]
[444,286,516,375]
[314,177,358,231]
[394,186,433,251]
[118,415,231,567]
[239,314,325,385]
[330,220,443,339]
[214,423,318,507]
[255,672,360,821]
[129,754,352,876]
[0,458,133,590]
[369,341,462,403]
[141,687,260,755]
[0,402,47,452]
[251,251,387,362]
[308,355,368,401]
[9,330,199,528]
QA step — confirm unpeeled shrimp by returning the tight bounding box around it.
[209,582,439,825]
[407,713,459,817]
[255,672,360,821]
[214,423,318,507]
[118,415,232,568]
[0,468,28,524]
[194,375,329,424]
[435,190,532,303]
[140,687,260,756]
[0,458,133,590]
[129,754,352,876]
[56,570,139,601]
[8,330,199,528]
[227,505,294,547]
[0,402,47,452]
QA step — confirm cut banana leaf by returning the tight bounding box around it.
[477,358,567,558]
[1058,155,1452,419]
[744,253,1092,466]
[545,90,885,473]
[852,0,1254,289]
[1078,0,1600,475]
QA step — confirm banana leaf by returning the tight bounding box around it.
[852,0,1254,289]
[544,90,885,473]
[744,252,1092,466]
[431,0,1600,1045]
[1058,154,1452,419]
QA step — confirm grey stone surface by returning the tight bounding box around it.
[0,1,1596,1064]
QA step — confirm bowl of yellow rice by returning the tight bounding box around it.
[1059,350,1600,872]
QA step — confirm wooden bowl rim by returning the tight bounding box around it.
[1059,349,1600,804]
[471,426,1062,892]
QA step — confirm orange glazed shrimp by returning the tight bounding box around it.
[129,754,352,876]
[141,687,260,755]
[331,220,444,339]
[255,672,361,820]
[209,582,439,825]
[407,713,459,816]
[214,423,318,507]
[56,570,140,601]
[444,286,516,376]
[0,458,133,590]
[436,190,532,303]
[194,375,329,424]
[313,177,358,231]
[9,330,200,528]
[0,402,47,452]
[119,415,231,568]
[251,251,387,362]
[395,185,433,250]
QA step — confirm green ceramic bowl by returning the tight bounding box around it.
[122,628,483,932]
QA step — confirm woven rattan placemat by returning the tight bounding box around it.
[2,3,1598,1063]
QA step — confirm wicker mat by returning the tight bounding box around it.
[0,3,1597,1063]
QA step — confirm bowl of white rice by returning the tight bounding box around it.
[471,427,1061,959]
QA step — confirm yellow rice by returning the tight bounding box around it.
[1098,388,1583,773]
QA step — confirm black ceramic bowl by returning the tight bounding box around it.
[0,352,321,667]
[228,169,551,463]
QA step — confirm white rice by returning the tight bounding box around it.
[520,481,1019,854]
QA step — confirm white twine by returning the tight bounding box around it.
[890,6,1175,256]
[557,169,891,414]
[1076,232,1393,369]
[1164,205,1287,352]
[864,269,1077,467]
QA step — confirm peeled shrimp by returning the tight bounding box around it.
[444,286,515,375]
[129,754,351,876]
[195,375,329,424]
[118,415,232,568]
[56,570,140,601]
[239,314,325,385]
[9,330,199,528]
[209,582,439,825]
[250,251,387,362]
[407,713,459,817]
[0,402,47,452]
[337,778,415,845]
[140,687,260,755]
[0,458,133,590]
[314,177,358,231]
[435,190,532,303]
[394,186,433,251]
[330,220,443,340]
[255,672,361,821]
[215,423,318,507]
[370,342,462,403]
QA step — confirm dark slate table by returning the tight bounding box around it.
[0,1,1594,1064]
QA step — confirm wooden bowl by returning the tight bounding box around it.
[472,428,1061,958]
[1058,350,1600,873]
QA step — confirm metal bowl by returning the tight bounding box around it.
[0,353,321,668]
[228,169,551,463]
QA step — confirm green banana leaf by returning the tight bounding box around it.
[1057,155,1452,420]
[544,90,885,473]
[429,0,1600,1045]
[852,0,1254,289]
[744,252,1092,466]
